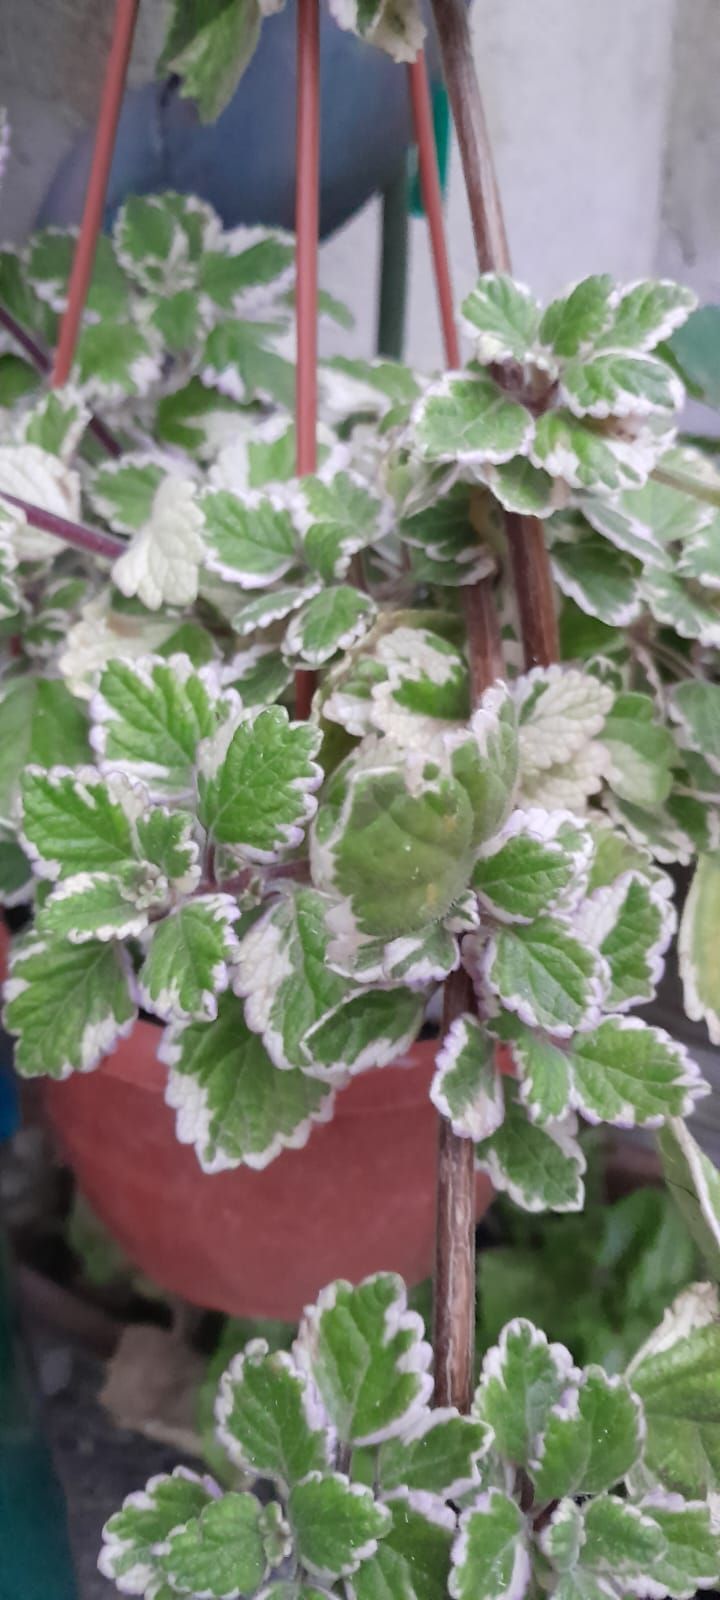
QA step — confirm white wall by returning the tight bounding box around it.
[0,1,717,379]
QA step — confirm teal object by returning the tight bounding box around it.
[408,83,451,216]
[0,1236,78,1597]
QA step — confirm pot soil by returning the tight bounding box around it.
[44,1019,493,1320]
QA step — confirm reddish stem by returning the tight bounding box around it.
[1,493,125,561]
[0,304,122,458]
[430,0,558,670]
[293,0,321,720]
[51,0,139,388]
[407,57,461,369]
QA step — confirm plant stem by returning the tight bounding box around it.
[433,969,479,1413]
[409,42,505,1416]
[294,0,321,720]
[0,493,125,561]
[0,304,122,458]
[430,0,558,670]
[377,168,408,361]
[653,463,720,510]
[51,0,139,387]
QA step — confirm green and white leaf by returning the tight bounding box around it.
[474,1318,578,1468]
[162,991,336,1173]
[139,896,240,1023]
[474,1081,585,1214]
[198,705,322,863]
[91,653,224,799]
[490,1012,573,1126]
[98,1467,214,1594]
[378,1411,490,1499]
[295,1272,432,1445]
[38,865,166,944]
[20,385,89,460]
[112,476,206,611]
[515,666,613,779]
[568,1016,705,1129]
[351,1492,454,1600]
[643,569,720,648]
[300,986,423,1081]
[531,409,663,494]
[561,351,683,420]
[411,372,534,466]
[199,225,294,314]
[232,887,351,1071]
[550,523,643,626]
[600,692,675,808]
[461,275,544,369]
[449,1490,529,1600]
[473,809,592,923]
[202,488,298,586]
[292,470,391,583]
[599,280,697,353]
[659,1118,720,1281]
[88,454,167,534]
[635,1495,720,1599]
[628,1284,720,1498]
[157,1490,269,1599]
[430,1013,504,1140]
[576,869,676,1010]
[202,318,295,409]
[0,442,81,560]
[539,275,616,358]
[159,2,272,120]
[4,936,136,1079]
[483,913,605,1036]
[287,1472,391,1581]
[284,585,377,667]
[20,766,145,881]
[678,854,720,1044]
[530,1368,644,1499]
[215,1341,330,1491]
[670,682,720,775]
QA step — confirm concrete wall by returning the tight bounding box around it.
[0,1,717,375]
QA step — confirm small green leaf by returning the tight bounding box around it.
[295,471,389,583]
[295,1273,432,1445]
[659,1118,720,1280]
[88,456,165,533]
[163,989,336,1172]
[475,1080,585,1213]
[93,653,223,798]
[449,1489,529,1600]
[140,896,239,1023]
[561,352,682,419]
[599,280,697,353]
[569,1017,705,1129]
[202,489,298,585]
[678,854,720,1045]
[461,275,542,367]
[474,1318,578,1468]
[412,373,533,466]
[215,1342,330,1491]
[550,526,642,626]
[590,871,675,1011]
[531,409,654,493]
[160,1,264,120]
[601,692,675,808]
[473,810,591,923]
[0,676,89,825]
[531,1367,643,1498]
[158,1491,268,1599]
[580,1494,665,1577]
[198,705,322,864]
[539,275,615,358]
[233,887,349,1070]
[99,1468,213,1594]
[485,915,603,1036]
[199,229,294,312]
[302,987,424,1080]
[284,586,377,668]
[352,1493,454,1600]
[38,866,163,944]
[643,568,720,648]
[630,1287,720,1496]
[378,1412,489,1498]
[20,767,138,881]
[430,1014,503,1141]
[74,318,161,403]
[490,1013,572,1126]
[288,1472,391,1581]
[670,681,720,774]
[4,936,136,1079]
[317,761,475,941]
[637,1497,720,1599]
[202,319,295,408]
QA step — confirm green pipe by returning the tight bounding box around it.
[376,165,409,360]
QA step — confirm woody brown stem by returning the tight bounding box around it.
[0,493,125,561]
[430,0,558,670]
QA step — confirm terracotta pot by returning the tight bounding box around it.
[45,1020,493,1319]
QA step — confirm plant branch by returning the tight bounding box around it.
[293,0,321,721]
[0,303,122,458]
[653,463,720,510]
[0,493,125,561]
[408,41,505,1416]
[51,0,139,387]
[430,0,558,670]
